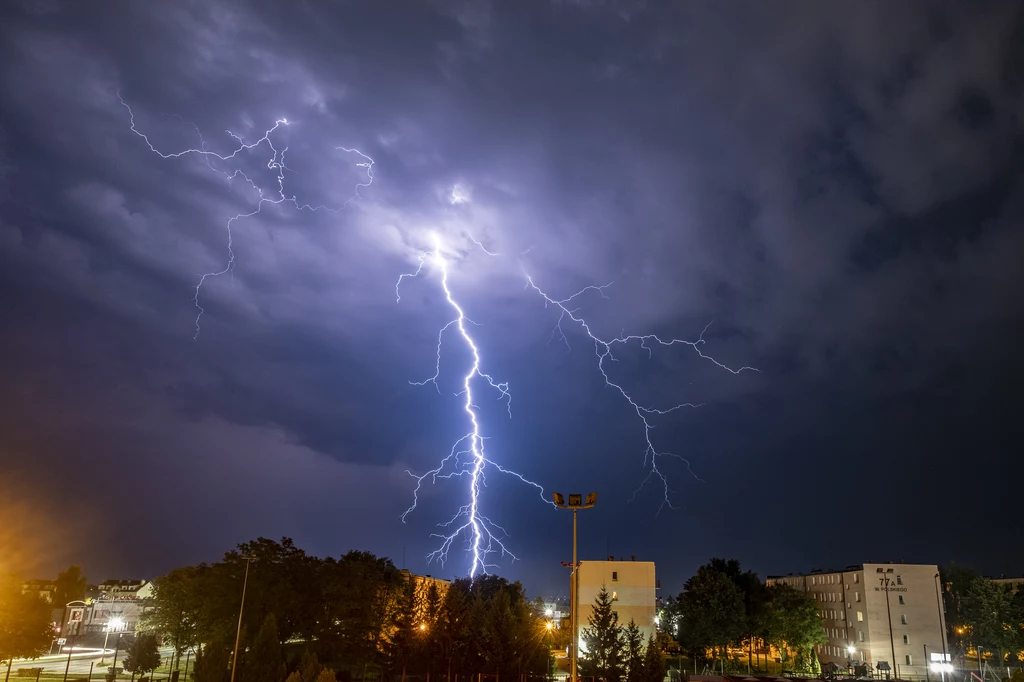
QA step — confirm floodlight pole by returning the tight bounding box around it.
[230,555,255,682]
[554,492,597,682]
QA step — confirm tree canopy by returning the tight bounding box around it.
[0,573,55,664]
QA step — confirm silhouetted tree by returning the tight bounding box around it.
[642,633,665,682]
[679,564,745,672]
[193,640,230,682]
[581,586,624,682]
[241,614,285,682]
[124,633,162,679]
[623,620,645,682]
[53,566,87,606]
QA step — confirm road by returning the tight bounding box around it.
[8,647,175,677]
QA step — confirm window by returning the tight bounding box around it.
[906,655,912,665]
[854,574,860,583]
[612,571,618,581]
[897,575,903,586]
[898,595,905,605]
[858,630,865,642]
[901,614,907,625]
[857,611,864,622]
[855,591,861,602]
[612,591,619,601]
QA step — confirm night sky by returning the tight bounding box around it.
[2,1,1022,597]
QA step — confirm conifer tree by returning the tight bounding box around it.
[580,586,625,682]
[642,634,665,682]
[623,620,645,682]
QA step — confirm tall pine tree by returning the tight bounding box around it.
[623,621,645,682]
[642,634,665,682]
[580,586,624,682]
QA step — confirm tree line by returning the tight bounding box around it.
[661,558,826,675]
[143,537,552,682]
[941,565,1024,670]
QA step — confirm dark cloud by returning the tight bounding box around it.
[1,0,1022,593]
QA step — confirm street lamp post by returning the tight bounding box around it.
[230,555,255,682]
[101,618,125,665]
[553,492,597,682]
[878,569,897,680]
[933,573,949,681]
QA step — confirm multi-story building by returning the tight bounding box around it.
[576,558,656,650]
[768,563,946,679]
[989,576,1024,592]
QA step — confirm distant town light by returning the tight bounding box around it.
[545,608,553,617]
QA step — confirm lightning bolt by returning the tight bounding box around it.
[118,93,374,338]
[523,270,759,512]
[398,236,550,577]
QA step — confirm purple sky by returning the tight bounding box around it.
[1,1,1022,595]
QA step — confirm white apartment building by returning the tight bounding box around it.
[576,559,657,650]
[768,563,947,679]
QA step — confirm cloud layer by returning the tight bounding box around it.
[2,0,1022,590]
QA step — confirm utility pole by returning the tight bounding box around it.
[553,492,597,682]
[230,555,255,682]
[933,573,949,681]
[879,569,897,680]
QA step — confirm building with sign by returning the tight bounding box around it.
[576,558,657,652]
[767,563,946,679]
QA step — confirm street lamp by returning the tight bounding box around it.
[877,568,897,679]
[230,555,256,682]
[109,620,125,678]
[101,618,125,665]
[553,491,597,682]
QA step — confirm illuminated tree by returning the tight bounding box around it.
[623,620,645,682]
[580,586,625,682]
[0,573,54,666]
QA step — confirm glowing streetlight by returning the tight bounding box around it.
[419,624,427,632]
[101,618,125,664]
[848,645,857,656]
[546,621,554,631]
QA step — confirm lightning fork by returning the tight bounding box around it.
[523,270,758,512]
[398,238,550,576]
[118,93,374,338]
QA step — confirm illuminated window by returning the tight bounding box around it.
[612,591,618,601]
[854,574,860,583]
[855,592,861,602]
[857,612,864,622]
[858,630,864,642]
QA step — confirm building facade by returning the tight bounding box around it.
[576,559,657,650]
[768,563,946,679]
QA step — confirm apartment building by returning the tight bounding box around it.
[768,563,947,679]
[576,558,657,649]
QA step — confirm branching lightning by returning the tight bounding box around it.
[523,271,759,512]
[398,236,550,577]
[121,93,755,574]
[118,93,374,338]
